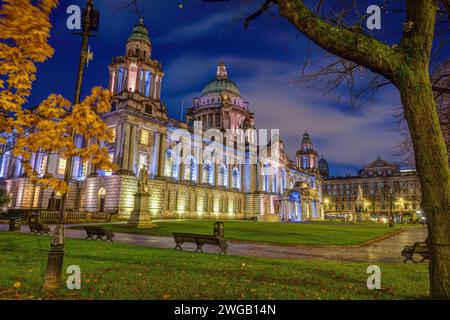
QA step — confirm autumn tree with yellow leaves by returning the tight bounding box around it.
[0,0,113,194]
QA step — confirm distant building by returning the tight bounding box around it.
[322,157,423,221]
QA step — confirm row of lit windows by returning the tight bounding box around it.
[164,151,241,189]
[109,127,152,146]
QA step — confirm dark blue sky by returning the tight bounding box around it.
[25,0,448,176]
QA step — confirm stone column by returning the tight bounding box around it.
[153,75,159,99]
[259,165,264,192]
[121,124,131,172]
[268,168,273,193]
[214,163,219,186]
[198,160,203,184]
[128,125,137,174]
[157,77,162,99]
[114,124,123,164]
[109,68,114,93]
[158,132,167,177]
[179,157,185,181]
[149,72,155,97]
[227,164,232,190]
[135,66,141,93]
[125,64,130,91]
[152,131,160,176]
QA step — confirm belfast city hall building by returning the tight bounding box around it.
[0,20,324,222]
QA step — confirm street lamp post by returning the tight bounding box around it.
[43,0,98,291]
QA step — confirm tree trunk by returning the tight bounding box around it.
[397,76,450,299]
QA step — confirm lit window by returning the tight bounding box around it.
[232,167,240,189]
[203,161,213,184]
[140,129,149,145]
[58,158,67,175]
[138,153,148,170]
[218,164,227,187]
[39,154,48,176]
[165,150,178,179]
[184,156,197,182]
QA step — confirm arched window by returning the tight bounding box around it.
[184,156,197,182]
[202,160,214,184]
[164,150,178,179]
[117,68,124,92]
[218,164,227,187]
[232,167,240,190]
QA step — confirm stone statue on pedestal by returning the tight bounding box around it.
[138,166,149,193]
[127,166,156,228]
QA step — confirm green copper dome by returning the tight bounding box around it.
[128,19,151,45]
[202,78,241,96]
[201,61,241,97]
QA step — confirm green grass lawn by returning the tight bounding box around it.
[75,220,407,246]
[0,232,429,300]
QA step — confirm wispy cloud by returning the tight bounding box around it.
[157,11,238,44]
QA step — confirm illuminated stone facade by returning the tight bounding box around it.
[323,157,423,220]
[0,20,323,222]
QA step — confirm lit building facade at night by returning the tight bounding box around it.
[0,20,324,222]
[322,157,423,221]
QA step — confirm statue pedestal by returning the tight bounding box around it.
[127,192,157,228]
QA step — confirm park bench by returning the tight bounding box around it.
[29,222,51,235]
[401,241,430,263]
[172,232,228,255]
[84,226,114,241]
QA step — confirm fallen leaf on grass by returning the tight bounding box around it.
[13,282,21,288]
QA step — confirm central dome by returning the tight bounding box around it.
[201,61,241,97]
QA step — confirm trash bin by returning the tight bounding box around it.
[9,217,22,232]
[213,221,224,238]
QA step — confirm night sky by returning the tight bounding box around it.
[24,0,448,176]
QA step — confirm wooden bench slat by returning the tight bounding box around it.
[172,232,227,255]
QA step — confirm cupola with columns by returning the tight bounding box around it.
[296,131,319,172]
[108,19,166,119]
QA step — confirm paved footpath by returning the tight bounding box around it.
[0,224,427,263]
